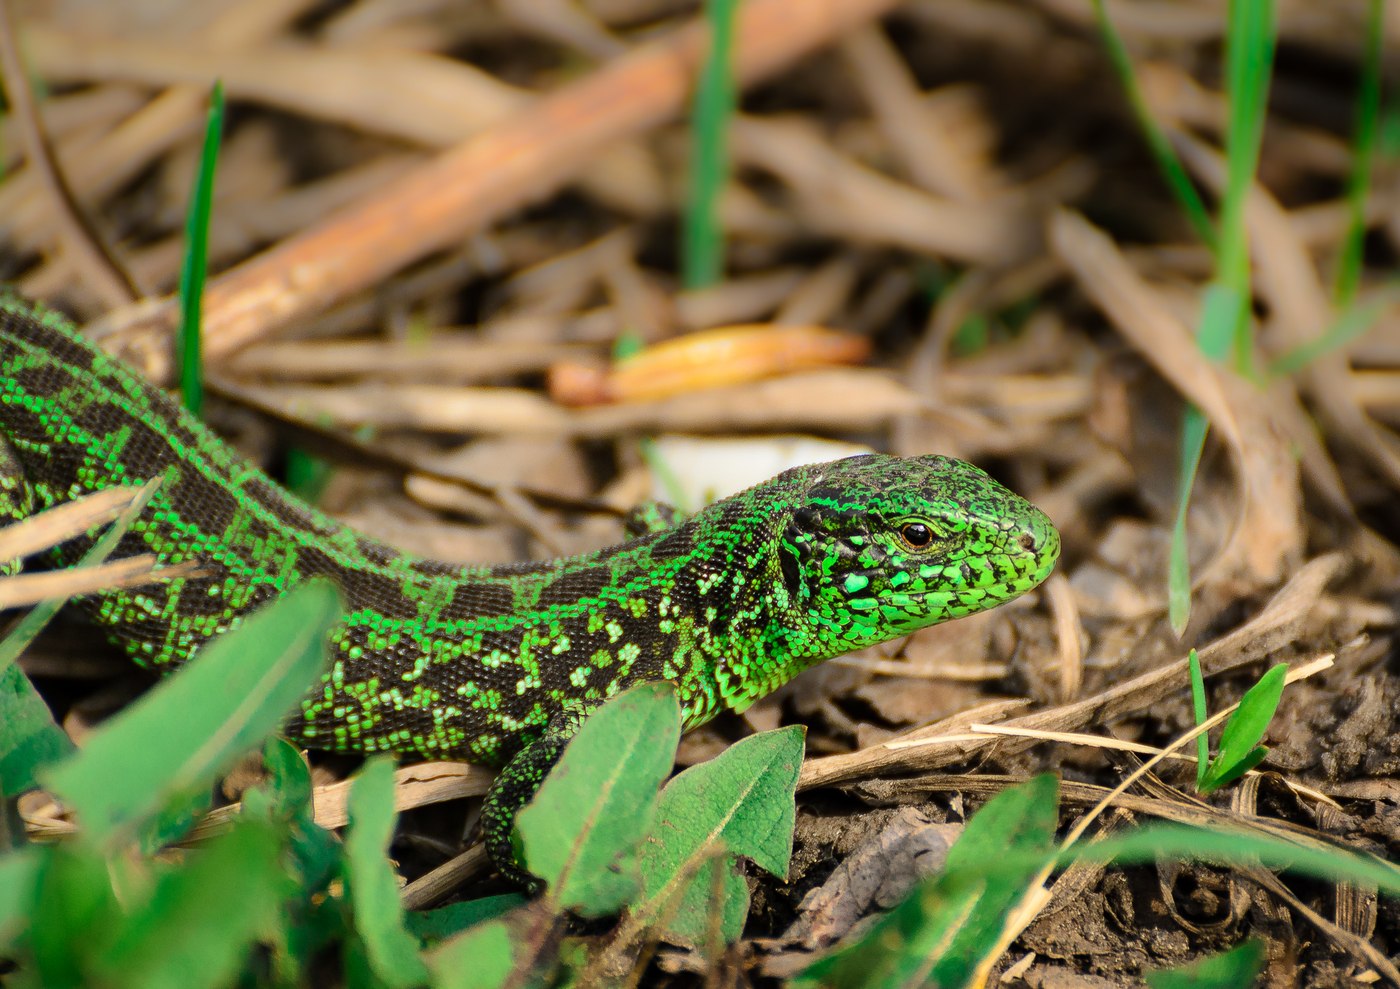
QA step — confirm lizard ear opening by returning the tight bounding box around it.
[778,542,803,603]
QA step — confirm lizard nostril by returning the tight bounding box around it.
[1018,532,1037,552]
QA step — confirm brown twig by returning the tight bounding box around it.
[104,0,903,382]
[0,0,138,307]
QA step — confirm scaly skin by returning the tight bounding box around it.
[0,296,1060,873]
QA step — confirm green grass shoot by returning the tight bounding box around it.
[1091,0,1216,249]
[1196,663,1286,794]
[681,0,738,290]
[1167,0,1276,635]
[1188,649,1210,790]
[1334,0,1384,310]
[175,80,225,419]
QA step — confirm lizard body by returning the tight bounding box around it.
[0,297,1060,870]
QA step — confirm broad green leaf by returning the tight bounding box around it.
[516,681,680,916]
[1146,939,1265,989]
[134,784,213,855]
[635,724,805,946]
[26,841,123,988]
[245,737,339,890]
[804,815,1400,989]
[246,737,342,981]
[929,773,1061,986]
[1201,663,1286,794]
[799,775,1059,988]
[0,663,71,798]
[42,580,339,844]
[93,821,291,989]
[794,870,984,989]
[244,736,315,823]
[342,756,429,989]
[427,918,517,989]
[407,894,526,945]
[0,848,37,946]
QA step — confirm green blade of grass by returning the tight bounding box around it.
[175,80,225,419]
[1217,0,1275,314]
[681,0,738,290]
[1056,821,1400,898]
[1187,649,1209,791]
[1091,0,1215,249]
[1269,289,1396,376]
[1334,0,1384,309]
[1169,0,1275,634]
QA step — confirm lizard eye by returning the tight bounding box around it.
[899,523,933,549]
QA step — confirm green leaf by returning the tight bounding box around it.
[635,724,805,946]
[794,871,985,989]
[929,773,1060,986]
[516,681,681,916]
[42,579,339,845]
[245,737,341,901]
[1333,0,1384,309]
[93,821,291,989]
[341,756,430,989]
[1169,401,1208,637]
[0,848,37,947]
[1205,746,1270,791]
[26,841,123,988]
[1200,663,1286,794]
[1146,939,1265,989]
[1217,0,1276,319]
[407,894,526,945]
[134,783,213,855]
[796,774,1060,989]
[427,918,517,989]
[243,736,314,824]
[0,662,72,798]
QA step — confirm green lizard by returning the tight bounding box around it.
[0,296,1060,874]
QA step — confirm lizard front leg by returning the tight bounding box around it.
[481,709,591,887]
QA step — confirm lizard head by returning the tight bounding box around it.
[778,453,1060,655]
